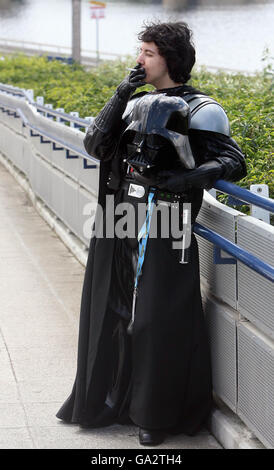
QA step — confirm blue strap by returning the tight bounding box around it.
[127,189,156,334]
[134,190,156,289]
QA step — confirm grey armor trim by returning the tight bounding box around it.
[122,93,231,137]
[183,94,231,136]
[122,95,142,124]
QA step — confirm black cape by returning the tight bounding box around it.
[56,85,246,434]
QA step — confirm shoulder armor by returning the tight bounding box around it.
[183,94,230,136]
[122,91,148,125]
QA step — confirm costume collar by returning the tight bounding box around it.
[151,85,185,94]
[150,84,205,97]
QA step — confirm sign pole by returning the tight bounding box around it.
[96,16,99,64]
[89,1,106,66]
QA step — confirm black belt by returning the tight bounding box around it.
[121,179,186,205]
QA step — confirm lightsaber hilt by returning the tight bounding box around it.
[180,206,191,264]
[127,286,137,335]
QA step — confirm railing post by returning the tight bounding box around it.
[84,116,93,132]
[45,103,53,120]
[70,111,79,128]
[36,96,44,106]
[56,108,65,123]
[208,188,217,199]
[25,89,34,102]
[250,184,270,224]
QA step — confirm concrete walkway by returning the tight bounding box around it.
[0,161,222,449]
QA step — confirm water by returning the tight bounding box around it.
[0,0,273,72]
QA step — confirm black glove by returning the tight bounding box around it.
[129,170,161,187]
[157,160,225,193]
[116,64,146,100]
[93,65,146,133]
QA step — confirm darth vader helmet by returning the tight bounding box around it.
[121,93,195,174]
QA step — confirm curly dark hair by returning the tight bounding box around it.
[138,21,196,84]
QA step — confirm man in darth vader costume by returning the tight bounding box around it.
[56,22,246,446]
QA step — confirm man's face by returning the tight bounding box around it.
[136,41,169,88]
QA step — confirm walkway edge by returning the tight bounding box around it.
[0,151,265,450]
[208,398,264,449]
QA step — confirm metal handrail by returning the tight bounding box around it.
[17,108,97,166]
[0,99,98,167]
[0,83,27,99]
[35,103,93,127]
[0,37,127,59]
[214,180,274,214]
[0,83,92,127]
[194,223,274,283]
[0,38,253,73]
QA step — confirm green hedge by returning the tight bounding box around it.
[0,53,273,198]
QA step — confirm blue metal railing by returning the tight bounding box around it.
[0,83,273,284]
[215,180,274,213]
[0,100,98,168]
[193,180,274,283]
[35,103,92,128]
[0,82,92,129]
[194,223,274,283]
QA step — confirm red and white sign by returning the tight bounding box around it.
[89,1,106,19]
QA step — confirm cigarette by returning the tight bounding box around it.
[126,67,137,71]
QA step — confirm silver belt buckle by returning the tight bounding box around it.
[157,199,179,209]
[128,183,146,199]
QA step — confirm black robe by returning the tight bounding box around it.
[56,85,246,434]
